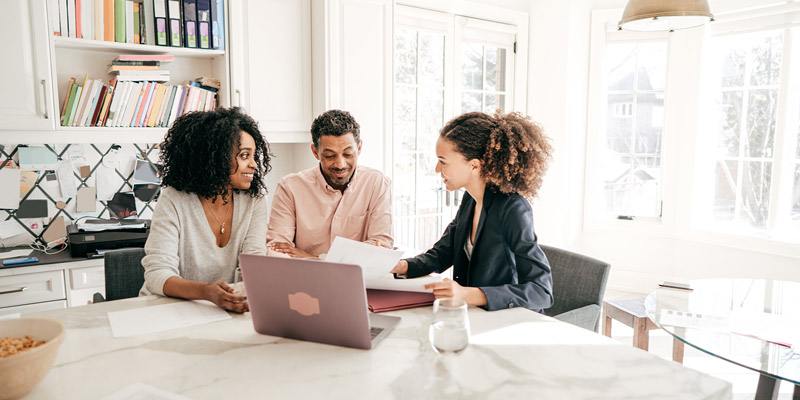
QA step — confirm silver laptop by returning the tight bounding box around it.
[238,254,401,350]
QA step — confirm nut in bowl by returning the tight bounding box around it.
[0,318,65,400]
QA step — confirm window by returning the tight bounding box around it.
[601,40,667,219]
[392,5,520,253]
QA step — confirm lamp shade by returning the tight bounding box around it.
[618,0,713,32]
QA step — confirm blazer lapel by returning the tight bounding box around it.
[452,194,473,284]
[471,188,494,251]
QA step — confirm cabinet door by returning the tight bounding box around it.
[229,0,312,143]
[0,0,55,130]
[312,0,393,172]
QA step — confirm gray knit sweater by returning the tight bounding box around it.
[140,187,268,296]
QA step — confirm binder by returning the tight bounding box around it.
[182,0,197,48]
[125,0,134,44]
[196,0,210,49]
[366,289,434,313]
[167,0,182,47]
[143,0,156,45]
[114,0,125,42]
[211,0,223,49]
[154,0,168,45]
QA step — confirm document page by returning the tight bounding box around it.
[325,237,404,281]
[107,300,231,337]
[366,274,442,293]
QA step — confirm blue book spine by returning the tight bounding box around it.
[212,0,224,50]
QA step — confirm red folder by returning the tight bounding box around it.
[366,289,434,313]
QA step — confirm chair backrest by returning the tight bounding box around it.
[103,248,146,301]
[541,245,610,319]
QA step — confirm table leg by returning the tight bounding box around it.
[602,308,611,337]
[793,384,799,400]
[754,374,780,400]
[633,317,649,350]
[671,337,684,364]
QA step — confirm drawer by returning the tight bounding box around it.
[0,270,66,308]
[0,300,67,316]
[69,266,104,290]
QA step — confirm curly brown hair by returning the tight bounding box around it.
[310,109,361,148]
[439,111,552,198]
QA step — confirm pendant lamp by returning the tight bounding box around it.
[618,0,713,32]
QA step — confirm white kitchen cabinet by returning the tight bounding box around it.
[0,0,55,131]
[229,0,313,143]
[311,0,393,172]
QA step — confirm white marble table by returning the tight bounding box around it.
[22,295,731,399]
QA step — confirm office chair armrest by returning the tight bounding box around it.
[554,304,601,332]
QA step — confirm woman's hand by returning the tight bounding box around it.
[203,280,248,313]
[269,243,315,258]
[390,260,408,275]
[423,278,487,306]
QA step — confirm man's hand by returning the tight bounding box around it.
[374,239,391,248]
[203,280,248,313]
[423,278,487,306]
[269,242,316,258]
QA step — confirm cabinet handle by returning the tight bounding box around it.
[39,79,48,119]
[0,287,28,295]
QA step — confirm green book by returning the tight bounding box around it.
[62,84,79,127]
[115,0,126,42]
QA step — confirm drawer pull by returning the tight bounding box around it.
[0,287,28,295]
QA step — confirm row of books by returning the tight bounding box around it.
[108,54,173,81]
[60,76,219,128]
[47,0,225,50]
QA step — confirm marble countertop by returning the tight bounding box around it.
[23,296,731,399]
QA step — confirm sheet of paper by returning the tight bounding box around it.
[0,248,33,259]
[96,165,118,201]
[56,160,77,198]
[19,171,38,198]
[366,274,442,293]
[100,382,192,400]
[325,236,404,281]
[0,221,27,239]
[0,168,21,209]
[107,300,231,337]
[18,147,58,170]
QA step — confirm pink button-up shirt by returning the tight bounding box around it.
[266,165,393,256]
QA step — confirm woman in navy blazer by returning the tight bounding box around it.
[391,111,554,312]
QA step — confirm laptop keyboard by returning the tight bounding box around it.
[370,327,384,339]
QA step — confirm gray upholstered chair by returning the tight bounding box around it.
[541,245,610,332]
[92,248,146,302]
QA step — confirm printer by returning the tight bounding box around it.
[67,219,150,258]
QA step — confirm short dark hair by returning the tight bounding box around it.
[159,107,272,201]
[310,109,360,148]
[439,111,553,199]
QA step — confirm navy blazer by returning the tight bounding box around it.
[405,188,554,312]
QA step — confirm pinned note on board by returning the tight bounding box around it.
[16,199,48,218]
[19,171,38,198]
[18,147,58,170]
[76,187,97,212]
[79,165,91,179]
[0,168,21,209]
[56,160,77,197]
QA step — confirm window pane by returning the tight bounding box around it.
[749,31,782,86]
[634,92,663,154]
[739,161,771,229]
[485,47,506,91]
[637,43,666,91]
[792,165,800,228]
[416,152,440,217]
[720,47,745,87]
[394,86,417,151]
[461,92,482,113]
[718,91,742,157]
[745,89,776,158]
[606,43,635,91]
[418,87,444,152]
[484,93,497,114]
[395,29,417,84]
[713,160,738,221]
[462,43,483,90]
[607,93,634,153]
[394,152,417,217]
[418,31,444,86]
[630,155,662,217]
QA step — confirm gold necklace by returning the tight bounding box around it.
[206,198,233,234]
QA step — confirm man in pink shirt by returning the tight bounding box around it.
[267,109,393,258]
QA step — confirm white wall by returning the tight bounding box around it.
[524,0,800,293]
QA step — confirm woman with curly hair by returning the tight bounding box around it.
[391,111,554,311]
[140,107,272,313]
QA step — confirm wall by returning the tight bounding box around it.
[524,0,800,293]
